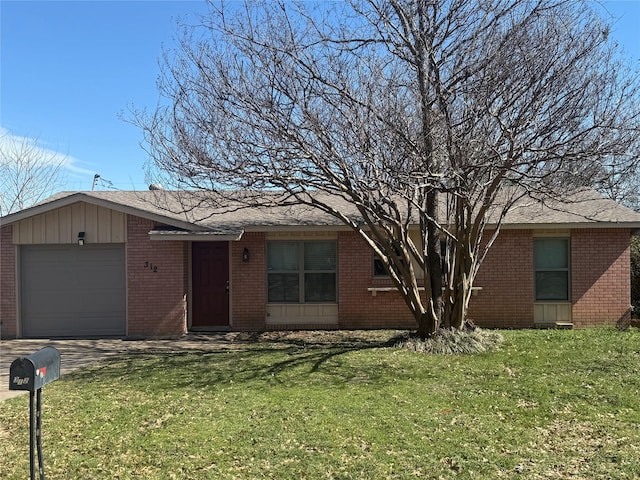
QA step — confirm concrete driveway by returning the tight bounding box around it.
[0,335,239,401]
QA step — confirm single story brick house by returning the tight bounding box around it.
[1,189,639,338]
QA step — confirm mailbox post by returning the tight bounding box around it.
[9,347,61,480]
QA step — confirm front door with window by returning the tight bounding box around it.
[192,242,230,328]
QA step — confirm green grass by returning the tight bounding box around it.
[2,328,640,479]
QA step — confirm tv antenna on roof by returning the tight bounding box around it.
[92,174,115,191]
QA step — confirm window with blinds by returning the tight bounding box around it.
[534,238,570,301]
[267,240,337,303]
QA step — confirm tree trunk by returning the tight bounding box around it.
[416,190,442,339]
[442,205,474,331]
[416,309,439,339]
[447,279,471,330]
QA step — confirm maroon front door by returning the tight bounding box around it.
[192,242,230,328]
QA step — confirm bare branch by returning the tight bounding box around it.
[0,132,68,215]
[132,0,640,336]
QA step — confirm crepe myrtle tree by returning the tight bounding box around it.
[134,0,640,338]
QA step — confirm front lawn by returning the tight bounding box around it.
[1,329,640,479]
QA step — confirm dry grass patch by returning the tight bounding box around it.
[394,327,504,354]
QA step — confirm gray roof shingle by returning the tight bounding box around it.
[3,188,640,232]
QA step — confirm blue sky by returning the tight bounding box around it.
[1,0,639,192]
[1,0,210,191]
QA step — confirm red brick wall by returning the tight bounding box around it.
[336,228,632,329]
[468,230,535,328]
[0,225,17,338]
[231,232,267,330]
[337,229,537,329]
[338,231,417,329]
[571,229,631,327]
[2,217,632,338]
[126,215,188,337]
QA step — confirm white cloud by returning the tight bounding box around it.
[0,127,66,162]
[64,159,98,177]
[0,127,95,179]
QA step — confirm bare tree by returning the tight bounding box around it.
[0,131,68,215]
[135,0,640,337]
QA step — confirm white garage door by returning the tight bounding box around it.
[21,245,126,338]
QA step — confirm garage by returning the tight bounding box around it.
[20,244,126,338]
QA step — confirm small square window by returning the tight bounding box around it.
[373,256,388,276]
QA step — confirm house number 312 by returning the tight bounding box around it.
[144,262,158,273]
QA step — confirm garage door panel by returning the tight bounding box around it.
[22,313,125,338]
[21,245,126,338]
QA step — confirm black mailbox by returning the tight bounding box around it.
[9,347,61,392]
[8,346,61,480]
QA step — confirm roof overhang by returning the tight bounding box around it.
[499,222,640,230]
[242,224,351,233]
[148,228,244,241]
[0,192,208,233]
[4,190,640,235]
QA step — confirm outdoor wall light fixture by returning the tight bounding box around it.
[77,232,85,246]
[242,247,250,262]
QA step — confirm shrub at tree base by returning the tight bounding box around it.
[395,328,504,355]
